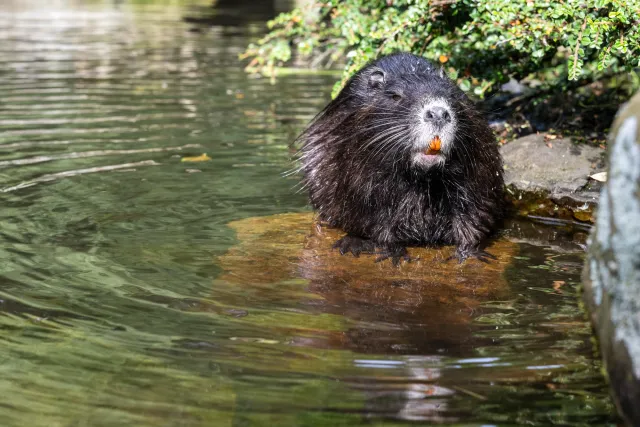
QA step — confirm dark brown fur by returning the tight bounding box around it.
[298,53,504,263]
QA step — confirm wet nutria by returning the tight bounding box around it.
[298,52,504,264]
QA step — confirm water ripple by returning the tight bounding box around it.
[0,1,615,426]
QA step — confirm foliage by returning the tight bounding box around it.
[242,0,640,98]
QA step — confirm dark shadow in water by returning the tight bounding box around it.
[184,0,295,28]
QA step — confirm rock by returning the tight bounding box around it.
[583,90,640,427]
[500,134,606,223]
[500,78,526,95]
[501,134,605,194]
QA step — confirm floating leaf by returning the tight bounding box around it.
[590,172,607,182]
[181,153,211,163]
[553,280,566,291]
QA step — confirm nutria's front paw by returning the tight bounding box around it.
[374,244,411,266]
[333,235,376,257]
[447,247,497,264]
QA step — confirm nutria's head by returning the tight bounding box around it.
[326,53,474,172]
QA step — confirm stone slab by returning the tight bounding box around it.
[500,134,606,223]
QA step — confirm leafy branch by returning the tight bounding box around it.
[242,0,640,98]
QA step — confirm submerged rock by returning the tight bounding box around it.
[217,212,518,353]
[500,134,605,223]
[583,91,640,426]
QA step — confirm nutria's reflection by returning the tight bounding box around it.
[217,212,515,355]
[215,212,516,421]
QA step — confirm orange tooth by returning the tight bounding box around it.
[425,136,441,155]
[430,136,441,151]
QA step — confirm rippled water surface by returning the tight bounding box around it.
[0,1,618,426]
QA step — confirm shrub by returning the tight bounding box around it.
[241,0,640,98]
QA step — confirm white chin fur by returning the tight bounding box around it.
[411,152,446,168]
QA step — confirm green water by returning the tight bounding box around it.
[0,1,617,426]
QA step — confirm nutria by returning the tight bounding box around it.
[298,52,504,264]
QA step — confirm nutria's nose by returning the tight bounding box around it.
[424,106,451,126]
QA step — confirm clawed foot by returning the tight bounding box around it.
[445,247,497,264]
[333,237,411,266]
[333,235,375,257]
[374,244,412,266]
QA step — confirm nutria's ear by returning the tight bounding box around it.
[368,68,385,89]
[438,67,445,79]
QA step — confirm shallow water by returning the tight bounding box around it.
[0,1,617,426]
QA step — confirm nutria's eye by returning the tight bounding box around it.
[386,92,402,101]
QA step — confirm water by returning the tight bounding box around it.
[0,1,617,426]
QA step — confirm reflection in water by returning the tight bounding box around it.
[0,1,618,426]
[217,213,613,424]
